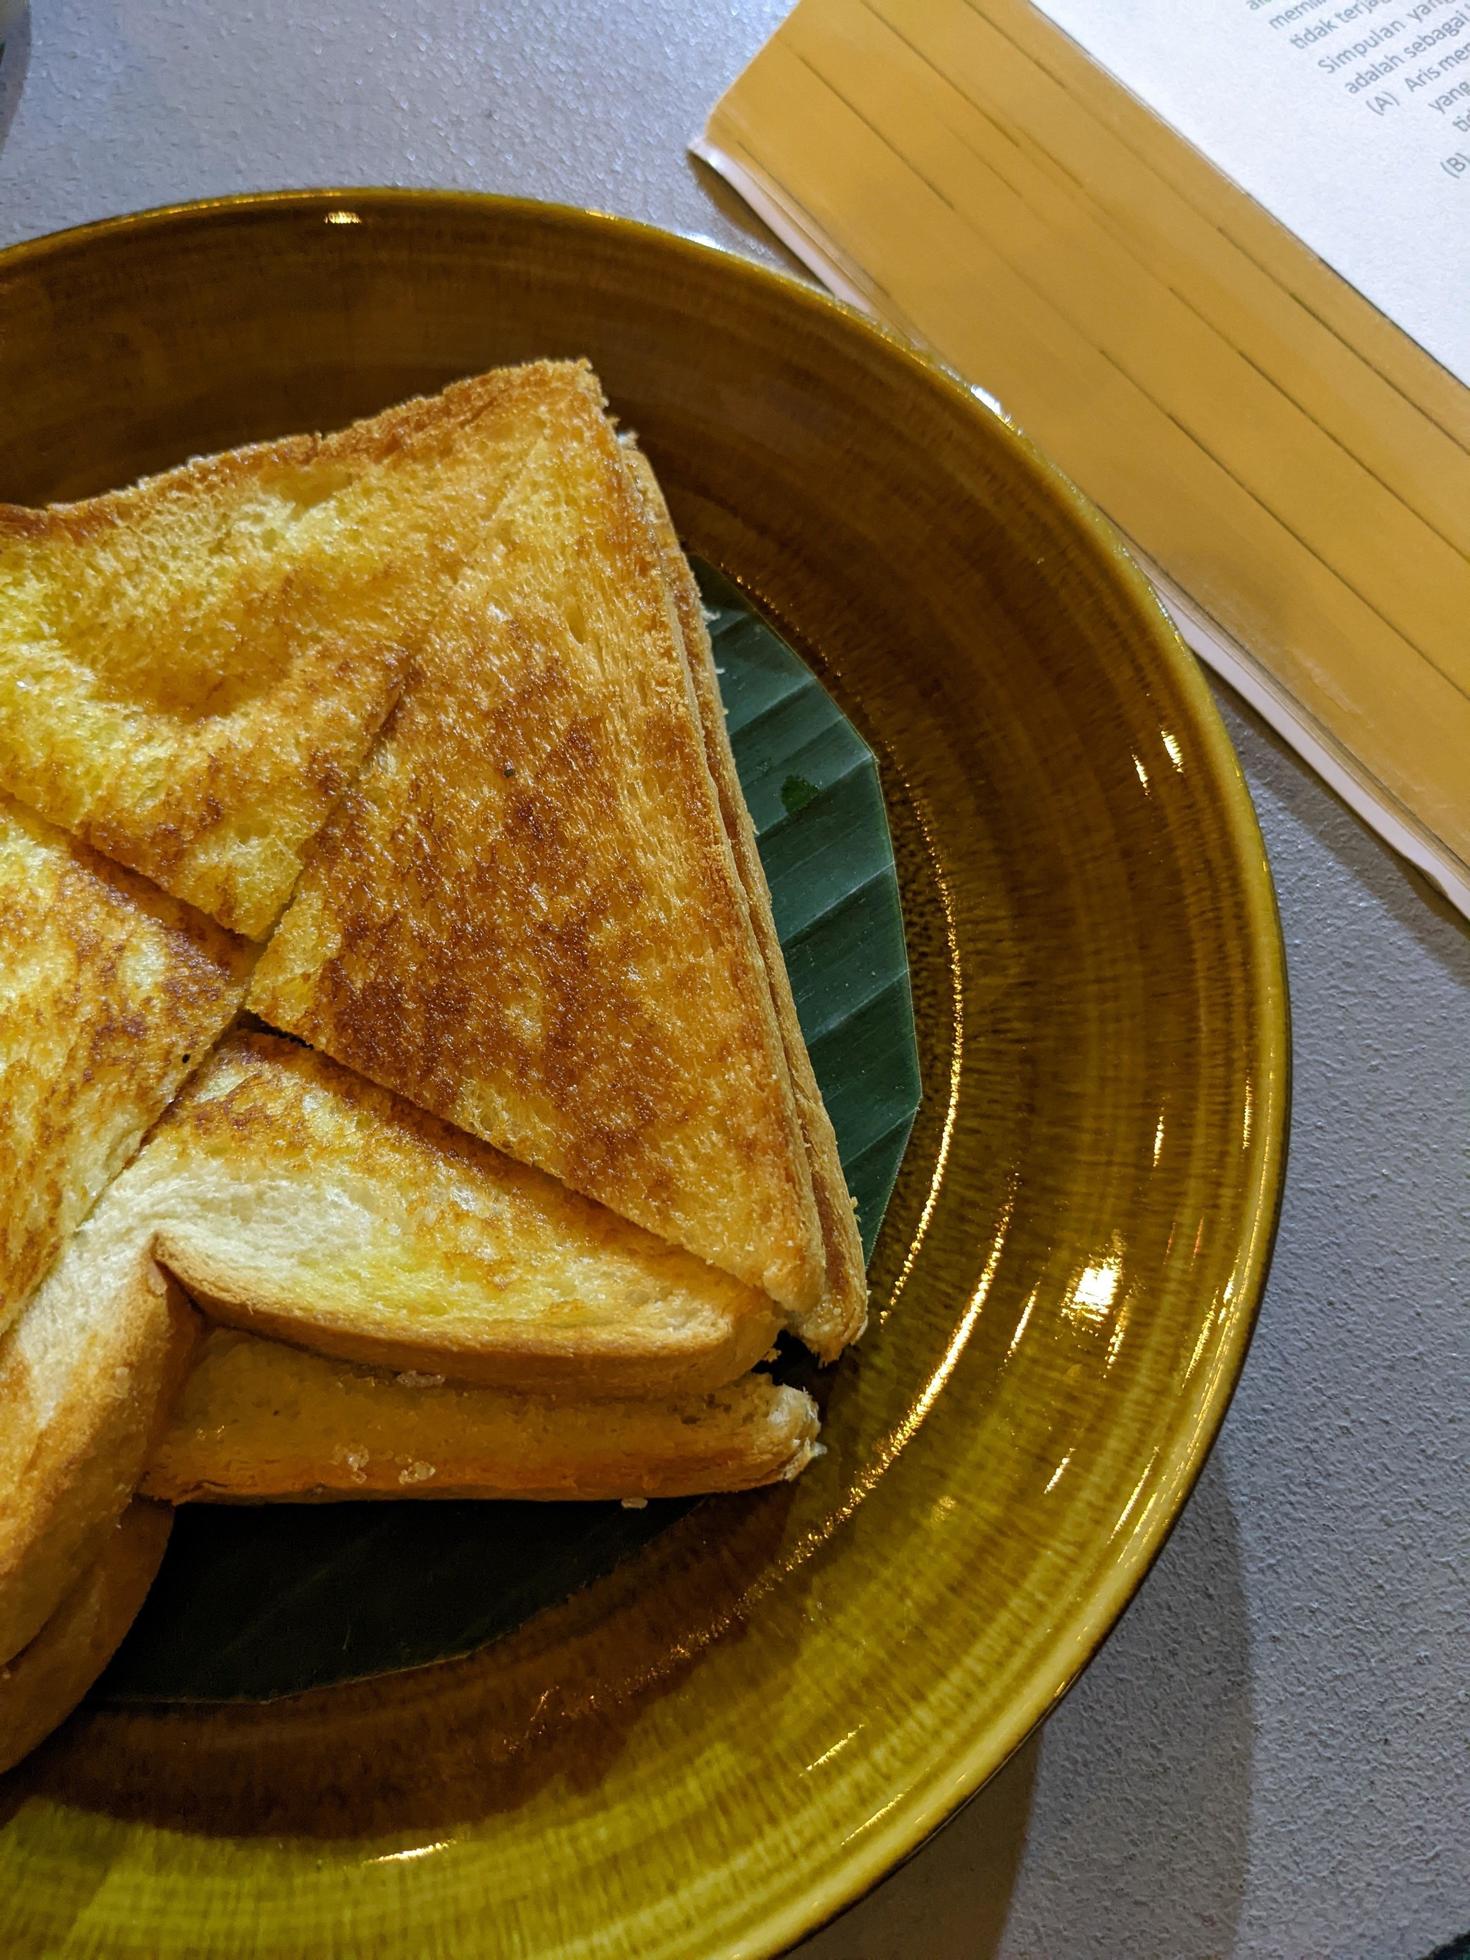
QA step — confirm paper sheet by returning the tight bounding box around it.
[1034,0,1470,386]
[697,0,1470,917]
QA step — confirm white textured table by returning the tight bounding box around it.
[2,5,1466,1954]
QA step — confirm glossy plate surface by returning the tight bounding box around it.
[0,192,1287,1959]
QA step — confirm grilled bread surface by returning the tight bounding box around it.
[251,368,827,1315]
[0,794,249,1346]
[0,364,572,935]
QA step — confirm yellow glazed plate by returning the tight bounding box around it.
[0,192,1287,1958]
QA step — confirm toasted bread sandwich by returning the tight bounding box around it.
[135,1032,780,1397]
[0,363,870,1781]
[0,1501,172,1776]
[0,794,249,1346]
[250,367,832,1320]
[144,1328,819,1503]
[0,363,574,936]
[0,1172,197,1666]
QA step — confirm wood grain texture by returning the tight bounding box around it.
[705,0,1470,885]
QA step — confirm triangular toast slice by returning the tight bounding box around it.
[0,1009,784,1668]
[0,363,570,936]
[250,370,827,1315]
[0,794,250,1346]
[138,1033,780,1398]
[0,1501,173,1776]
[622,443,868,1360]
[144,1328,819,1503]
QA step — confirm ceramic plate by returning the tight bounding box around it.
[0,191,1287,1958]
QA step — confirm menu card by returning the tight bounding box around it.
[696,0,1470,916]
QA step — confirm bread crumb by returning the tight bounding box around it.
[397,1461,437,1486]
[620,1496,648,1510]
[395,1370,445,1389]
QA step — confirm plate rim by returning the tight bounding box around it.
[0,186,1291,1958]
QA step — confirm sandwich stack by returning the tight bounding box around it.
[0,361,867,1772]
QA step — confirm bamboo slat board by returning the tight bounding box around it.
[697,0,1470,914]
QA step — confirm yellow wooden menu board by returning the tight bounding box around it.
[697,0,1470,915]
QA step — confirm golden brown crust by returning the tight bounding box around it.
[623,446,869,1358]
[250,372,825,1311]
[0,362,577,935]
[0,1228,199,1667]
[142,1032,780,1398]
[0,364,575,546]
[0,1501,172,1776]
[0,795,250,1343]
[143,1329,820,1504]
